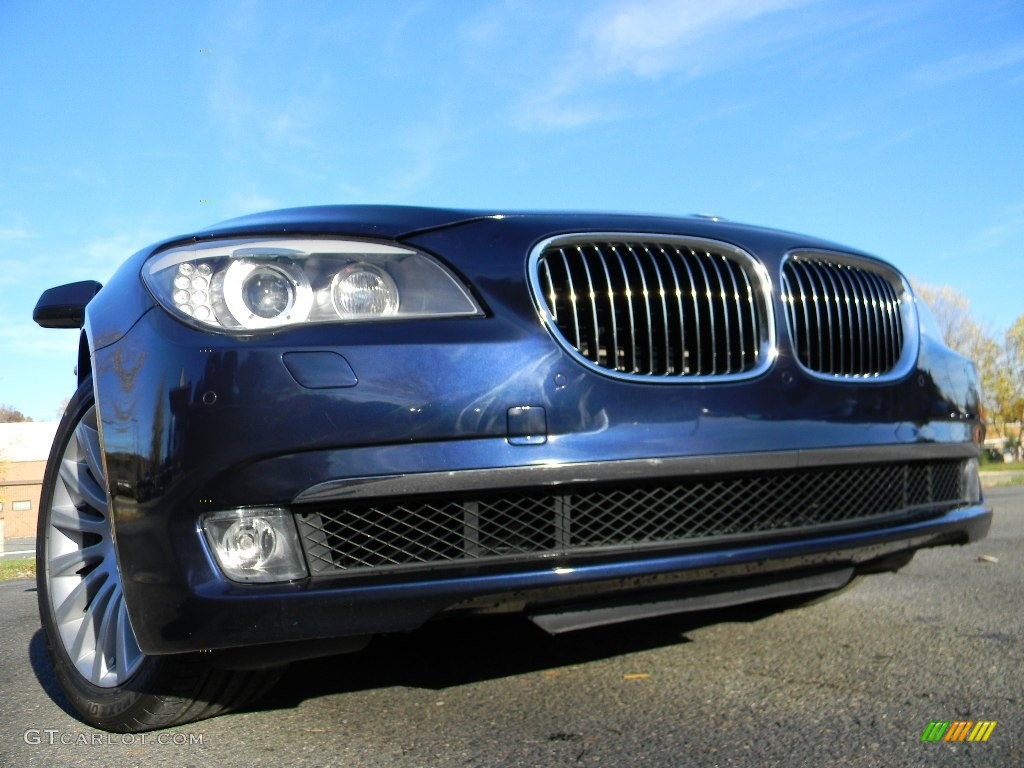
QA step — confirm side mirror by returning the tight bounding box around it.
[33,280,103,329]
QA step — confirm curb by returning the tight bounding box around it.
[0,538,35,561]
[980,471,1024,487]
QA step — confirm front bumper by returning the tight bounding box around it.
[88,278,989,656]
[122,497,989,654]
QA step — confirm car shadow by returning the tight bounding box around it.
[27,595,819,724]
[252,599,803,712]
[29,629,79,721]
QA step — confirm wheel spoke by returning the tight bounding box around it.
[52,566,107,626]
[92,582,121,683]
[115,598,141,685]
[75,418,106,489]
[59,457,108,514]
[49,503,106,536]
[49,543,104,578]
[69,577,114,665]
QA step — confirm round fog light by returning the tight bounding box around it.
[221,518,277,570]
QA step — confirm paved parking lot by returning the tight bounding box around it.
[2,487,1021,767]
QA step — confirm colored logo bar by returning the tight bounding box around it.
[921,721,996,742]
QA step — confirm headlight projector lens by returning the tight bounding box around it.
[222,258,313,329]
[331,263,399,317]
[243,266,294,318]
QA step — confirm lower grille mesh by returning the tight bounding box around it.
[296,460,967,576]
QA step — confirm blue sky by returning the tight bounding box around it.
[1,0,1022,420]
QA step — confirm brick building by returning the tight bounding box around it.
[0,422,59,540]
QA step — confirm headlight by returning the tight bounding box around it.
[331,263,399,317]
[143,238,482,331]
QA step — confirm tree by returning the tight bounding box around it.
[55,397,71,419]
[1005,315,1024,397]
[0,405,32,423]
[996,315,1024,460]
[913,284,1024,460]
[912,282,1002,416]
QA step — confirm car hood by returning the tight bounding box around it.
[192,205,863,257]
[192,205,503,240]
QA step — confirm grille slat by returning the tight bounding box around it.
[643,245,672,375]
[595,246,620,370]
[577,247,601,366]
[833,264,855,373]
[884,271,900,368]
[533,236,770,380]
[782,253,909,378]
[726,256,746,371]
[695,250,718,374]
[708,253,730,373]
[678,247,702,373]
[872,270,893,371]
[540,258,557,324]
[558,249,582,352]
[848,267,874,373]
[611,245,638,373]
[298,460,969,576]
[806,262,826,371]
[884,271,901,370]
[814,260,840,374]
[864,269,885,370]
[628,244,655,374]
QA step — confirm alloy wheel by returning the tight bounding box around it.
[44,404,144,688]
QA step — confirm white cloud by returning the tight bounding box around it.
[580,0,810,79]
[867,119,944,157]
[204,27,336,160]
[966,199,1024,252]
[381,108,464,199]
[0,227,34,241]
[79,230,166,278]
[0,319,79,357]
[509,0,816,130]
[0,228,163,293]
[513,97,620,131]
[913,40,1024,86]
[459,4,506,47]
[224,193,286,218]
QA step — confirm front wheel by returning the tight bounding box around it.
[37,378,279,732]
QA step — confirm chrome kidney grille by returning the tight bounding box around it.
[529,235,773,381]
[781,252,913,379]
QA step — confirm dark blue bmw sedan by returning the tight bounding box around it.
[32,206,990,731]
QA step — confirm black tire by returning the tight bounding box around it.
[37,377,280,732]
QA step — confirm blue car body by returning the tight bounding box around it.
[61,206,988,656]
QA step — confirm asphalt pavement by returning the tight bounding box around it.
[1,487,1021,767]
